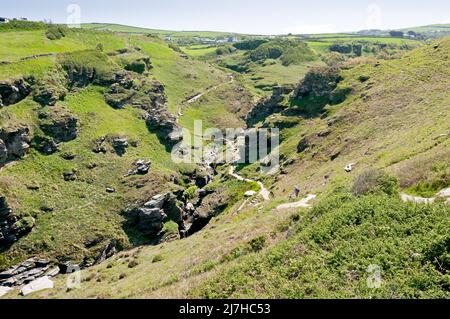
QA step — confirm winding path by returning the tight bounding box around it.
[276,195,317,210]
[176,77,235,123]
[401,188,450,204]
[228,166,271,201]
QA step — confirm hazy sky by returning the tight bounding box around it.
[2,0,450,34]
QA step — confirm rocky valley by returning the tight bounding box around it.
[0,17,449,300]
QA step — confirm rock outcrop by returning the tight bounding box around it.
[187,190,228,235]
[125,193,183,240]
[0,258,54,288]
[103,71,182,145]
[125,159,152,177]
[38,106,78,143]
[32,68,68,106]
[0,125,31,165]
[34,105,78,154]
[111,137,129,156]
[0,197,35,249]
[20,276,54,296]
[0,79,32,107]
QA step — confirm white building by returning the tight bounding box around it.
[0,17,10,23]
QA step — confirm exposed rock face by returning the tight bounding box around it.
[33,85,67,107]
[111,137,129,156]
[246,86,293,127]
[38,106,78,143]
[187,191,228,235]
[33,136,59,155]
[125,159,152,177]
[32,69,68,106]
[92,136,108,154]
[0,125,31,164]
[193,166,215,188]
[0,197,35,249]
[103,71,182,145]
[0,79,32,107]
[0,258,53,288]
[20,276,54,296]
[77,239,118,269]
[144,110,181,144]
[62,169,77,181]
[297,137,310,153]
[0,139,7,163]
[125,193,183,240]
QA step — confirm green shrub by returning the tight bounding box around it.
[233,39,268,50]
[192,193,450,299]
[280,43,317,66]
[352,169,399,197]
[249,235,267,252]
[163,221,179,237]
[184,186,198,199]
[124,60,146,74]
[425,235,450,274]
[46,25,67,40]
[152,254,164,263]
[0,20,46,32]
[216,46,234,56]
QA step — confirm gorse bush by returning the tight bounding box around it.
[215,46,235,56]
[0,20,46,32]
[193,192,450,298]
[45,25,67,40]
[233,39,268,50]
[352,169,399,197]
[248,39,317,65]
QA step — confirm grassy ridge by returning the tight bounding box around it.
[82,23,241,38]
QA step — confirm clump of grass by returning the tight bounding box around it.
[249,235,267,252]
[152,254,164,263]
[46,25,67,40]
[128,259,139,268]
[119,273,127,280]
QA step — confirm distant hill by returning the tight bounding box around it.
[400,24,450,36]
[82,23,242,38]
[358,24,450,38]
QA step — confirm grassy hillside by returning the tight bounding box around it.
[0,25,250,271]
[16,36,449,299]
[400,24,450,37]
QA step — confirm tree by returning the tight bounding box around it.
[389,30,404,38]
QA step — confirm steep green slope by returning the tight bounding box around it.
[0,27,247,271]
